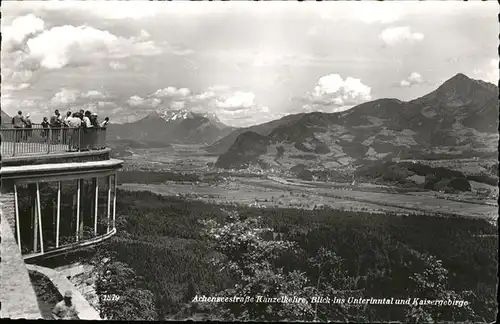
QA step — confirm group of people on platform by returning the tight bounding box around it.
[11,109,110,150]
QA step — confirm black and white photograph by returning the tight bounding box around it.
[0,0,498,322]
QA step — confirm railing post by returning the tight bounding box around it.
[47,129,51,153]
[13,130,17,157]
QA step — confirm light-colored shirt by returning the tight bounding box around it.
[52,300,79,320]
[83,116,93,128]
[100,120,109,128]
[67,117,82,128]
[63,116,71,126]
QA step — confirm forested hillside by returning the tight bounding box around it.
[84,190,497,322]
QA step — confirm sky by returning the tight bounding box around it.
[1,0,498,127]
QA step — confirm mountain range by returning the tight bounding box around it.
[2,73,498,171]
[107,109,236,147]
[214,73,499,172]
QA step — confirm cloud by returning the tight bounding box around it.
[127,95,161,108]
[47,88,110,113]
[486,59,499,83]
[473,59,499,83]
[170,101,186,110]
[2,14,45,52]
[212,49,320,69]
[304,74,372,113]
[49,89,80,106]
[109,61,127,70]
[151,87,191,98]
[2,83,31,91]
[82,90,108,100]
[215,91,256,111]
[27,25,161,69]
[400,72,424,87]
[319,2,403,23]
[145,85,275,127]
[7,1,159,20]
[1,15,162,95]
[131,86,265,125]
[378,26,424,46]
[1,14,46,90]
[165,43,195,56]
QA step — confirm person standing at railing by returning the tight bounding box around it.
[82,111,93,150]
[11,110,26,142]
[100,117,110,129]
[67,113,82,151]
[50,110,62,144]
[24,113,33,141]
[41,117,50,142]
[90,112,99,150]
[62,111,72,145]
[90,112,99,127]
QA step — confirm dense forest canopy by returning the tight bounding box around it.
[78,189,496,322]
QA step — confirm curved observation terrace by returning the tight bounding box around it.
[1,126,123,261]
[1,125,106,159]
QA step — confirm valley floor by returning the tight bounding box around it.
[119,175,497,219]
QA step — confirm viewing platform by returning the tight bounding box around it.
[1,126,123,260]
[1,125,123,319]
[1,126,107,158]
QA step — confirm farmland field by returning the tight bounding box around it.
[119,176,497,219]
[117,145,498,219]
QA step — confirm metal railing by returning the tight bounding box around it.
[0,127,107,157]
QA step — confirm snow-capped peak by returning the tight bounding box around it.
[157,109,192,122]
[155,109,222,123]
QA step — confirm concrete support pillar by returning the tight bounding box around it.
[13,185,21,252]
[36,183,44,254]
[76,179,81,242]
[113,174,117,230]
[107,176,111,233]
[56,181,61,248]
[94,178,98,236]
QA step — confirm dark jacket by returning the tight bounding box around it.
[12,115,25,128]
[50,115,62,127]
